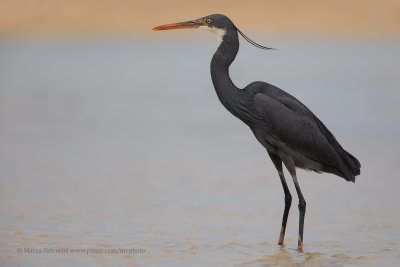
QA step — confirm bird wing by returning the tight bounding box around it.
[248,82,343,169]
[246,81,313,117]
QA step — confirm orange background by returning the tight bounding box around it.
[0,0,399,37]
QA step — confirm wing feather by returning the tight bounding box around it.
[249,83,345,173]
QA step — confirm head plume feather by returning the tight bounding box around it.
[235,27,275,50]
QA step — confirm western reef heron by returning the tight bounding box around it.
[152,14,361,251]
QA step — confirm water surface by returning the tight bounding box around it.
[0,37,399,266]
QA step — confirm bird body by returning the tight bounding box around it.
[208,16,359,182]
[152,14,360,251]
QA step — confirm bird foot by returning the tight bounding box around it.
[297,234,304,252]
[297,243,303,252]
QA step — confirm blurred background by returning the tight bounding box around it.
[0,0,399,37]
[1,0,399,266]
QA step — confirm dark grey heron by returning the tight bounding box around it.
[152,14,361,251]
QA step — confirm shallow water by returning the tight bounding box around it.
[0,37,400,266]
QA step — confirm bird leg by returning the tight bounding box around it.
[278,173,292,246]
[290,171,306,252]
[268,153,292,246]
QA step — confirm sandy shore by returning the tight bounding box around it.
[0,0,399,37]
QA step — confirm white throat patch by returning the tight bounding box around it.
[199,26,226,46]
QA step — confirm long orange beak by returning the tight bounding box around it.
[151,20,203,31]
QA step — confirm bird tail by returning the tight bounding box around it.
[337,149,361,182]
[312,114,361,182]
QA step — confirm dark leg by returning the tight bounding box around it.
[286,167,306,251]
[268,152,292,246]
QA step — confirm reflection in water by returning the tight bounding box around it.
[0,38,399,266]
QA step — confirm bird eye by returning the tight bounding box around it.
[205,19,211,24]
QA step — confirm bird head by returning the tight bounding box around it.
[152,14,231,32]
[152,14,231,44]
[152,14,275,50]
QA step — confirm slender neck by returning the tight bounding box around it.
[210,28,240,106]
